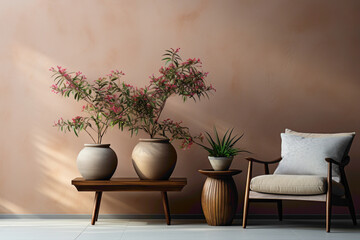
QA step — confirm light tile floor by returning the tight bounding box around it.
[0,218,359,240]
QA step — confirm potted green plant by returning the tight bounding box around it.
[118,48,215,180]
[50,67,127,180]
[196,127,249,171]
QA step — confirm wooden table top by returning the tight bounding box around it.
[72,177,187,192]
[198,169,242,178]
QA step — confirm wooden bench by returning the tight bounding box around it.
[71,177,187,225]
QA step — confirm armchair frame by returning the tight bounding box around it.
[242,156,356,232]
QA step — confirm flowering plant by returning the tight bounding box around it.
[50,67,127,144]
[123,48,215,149]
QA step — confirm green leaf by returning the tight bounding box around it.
[204,131,217,149]
[73,127,78,137]
[214,126,221,146]
[228,133,244,148]
[221,128,230,147]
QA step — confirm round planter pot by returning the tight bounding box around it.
[208,156,234,171]
[77,144,118,180]
[132,139,177,180]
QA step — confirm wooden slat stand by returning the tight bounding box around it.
[198,169,242,226]
[72,178,187,225]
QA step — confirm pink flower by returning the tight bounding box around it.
[56,66,67,74]
[111,106,122,114]
[51,84,60,94]
[72,116,82,123]
[54,118,63,127]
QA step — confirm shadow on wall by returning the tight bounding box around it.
[0,43,89,213]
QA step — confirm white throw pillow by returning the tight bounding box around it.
[274,133,353,182]
[285,129,355,138]
[285,129,355,159]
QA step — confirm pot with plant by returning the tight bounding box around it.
[196,127,248,171]
[120,48,215,180]
[50,67,127,180]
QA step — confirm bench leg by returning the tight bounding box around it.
[91,191,103,225]
[161,191,171,225]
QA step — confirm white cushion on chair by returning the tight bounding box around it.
[250,174,344,196]
[285,129,355,138]
[274,133,353,182]
[285,129,355,158]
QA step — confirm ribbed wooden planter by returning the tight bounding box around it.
[199,169,241,226]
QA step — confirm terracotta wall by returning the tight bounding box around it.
[0,0,359,215]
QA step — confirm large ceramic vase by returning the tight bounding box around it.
[208,156,234,171]
[77,144,118,180]
[132,139,177,180]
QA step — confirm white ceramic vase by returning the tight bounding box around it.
[132,139,177,180]
[77,144,118,180]
[208,156,234,171]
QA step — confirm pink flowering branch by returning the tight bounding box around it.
[123,48,215,149]
[50,67,128,143]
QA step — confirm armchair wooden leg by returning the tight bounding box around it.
[341,170,357,226]
[276,200,283,221]
[242,161,252,228]
[344,189,357,226]
[326,163,332,233]
[347,199,357,226]
[326,194,332,232]
[242,191,250,228]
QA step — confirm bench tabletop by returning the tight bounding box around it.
[72,177,187,192]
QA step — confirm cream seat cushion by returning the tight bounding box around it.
[250,174,344,196]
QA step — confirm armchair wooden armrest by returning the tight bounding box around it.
[245,157,282,174]
[245,157,282,164]
[325,156,350,168]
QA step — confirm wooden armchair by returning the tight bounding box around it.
[242,156,357,232]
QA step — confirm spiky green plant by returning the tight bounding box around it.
[196,127,249,157]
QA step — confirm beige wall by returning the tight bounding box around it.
[0,0,359,215]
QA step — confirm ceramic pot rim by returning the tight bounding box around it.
[208,156,234,160]
[139,138,170,143]
[84,144,111,148]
